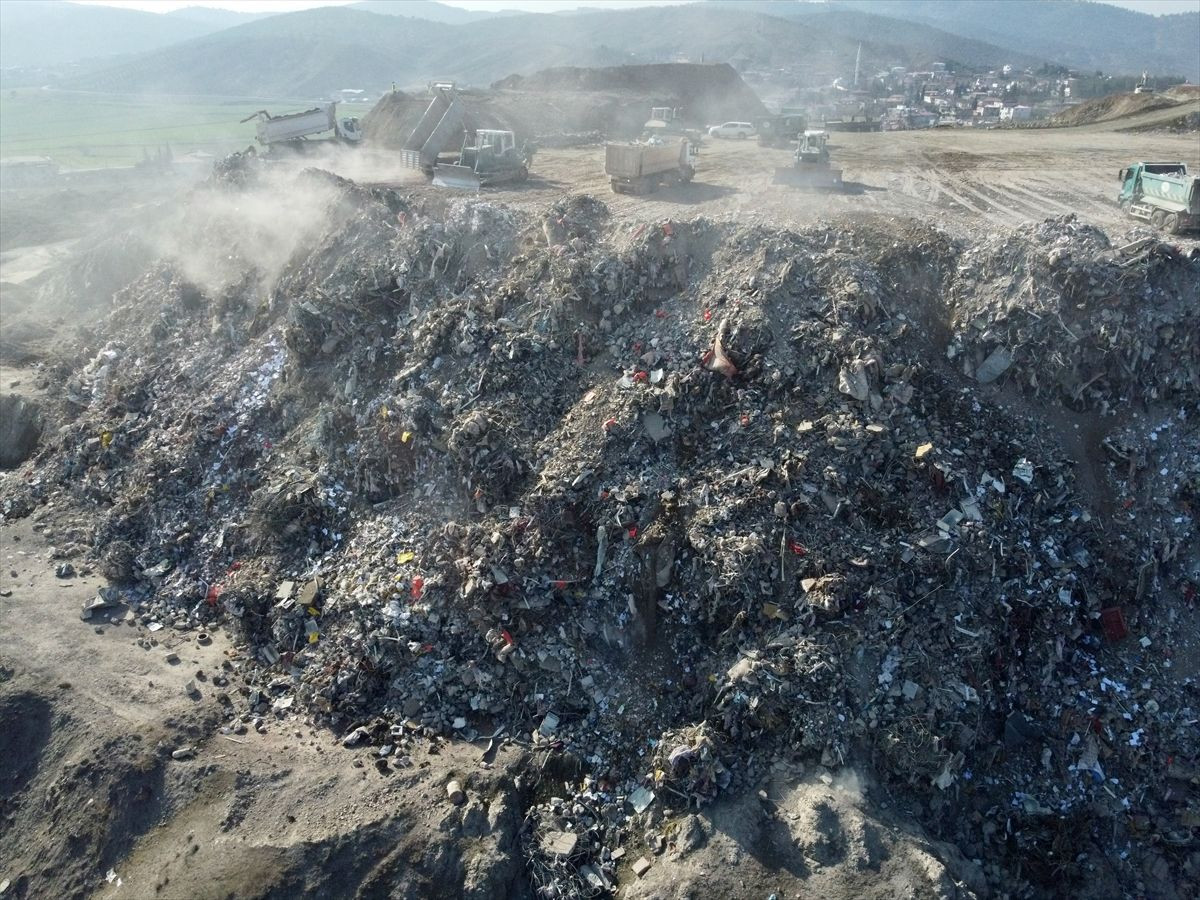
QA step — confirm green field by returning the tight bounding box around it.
[0,88,307,169]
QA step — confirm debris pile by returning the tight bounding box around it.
[5,167,1198,898]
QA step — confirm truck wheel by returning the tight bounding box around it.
[737,132,747,140]
[1163,212,1180,234]
[1150,209,1168,230]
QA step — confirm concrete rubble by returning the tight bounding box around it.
[2,161,1197,899]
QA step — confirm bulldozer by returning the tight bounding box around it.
[432,129,534,190]
[773,130,843,190]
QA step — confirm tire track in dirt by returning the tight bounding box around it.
[951,180,1029,225]
[998,181,1079,217]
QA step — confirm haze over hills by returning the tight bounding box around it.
[1,0,1195,97]
[828,0,1200,81]
[64,3,1040,98]
[347,1,523,24]
[0,1,221,68]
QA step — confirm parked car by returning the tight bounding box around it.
[707,121,756,140]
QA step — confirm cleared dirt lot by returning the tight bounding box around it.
[377,98,1200,240]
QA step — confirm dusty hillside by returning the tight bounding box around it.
[1051,91,1183,127]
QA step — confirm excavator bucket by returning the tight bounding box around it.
[432,164,481,190]
[773,166,844,190]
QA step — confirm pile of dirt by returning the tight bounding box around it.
[0,394,41,468]
[363,63,765,149]
[495,62,768,126]
[3,160,1199,899]
[1051,91,1182,126]
[362,87,643,150]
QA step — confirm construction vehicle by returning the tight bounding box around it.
[756,114,806,148]
[242,103,361,151]
[604,138,696,194]
[399,86,465,175]
[773,130,843,190]
[433,130,533,189]
[642,107,703,146]
[1118,162,1199,233]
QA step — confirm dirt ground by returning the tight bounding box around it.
[361,97,1200,244]
[1,105,1198,899]
[1,504,983,899]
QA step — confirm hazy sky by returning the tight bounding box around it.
[65,0,1200,16]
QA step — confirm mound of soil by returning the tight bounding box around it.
[0,394,41,468]
[1052,91,1181,126]
[363,63,766,148]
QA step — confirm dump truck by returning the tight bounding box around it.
[433,130,533,189]
[604,138,696,194]
[242,103,361,151]
[399,87,464,175]
[756,114,806,148]
[1118,162,1199,234]
[773,130,843,190]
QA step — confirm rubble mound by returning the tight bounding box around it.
[8,166,1199,899]
[0,394,42,468]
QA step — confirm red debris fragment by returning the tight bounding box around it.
[628,526,638,539]
[1100,606,1129,641]
[411,575,424,600]
[500,629,515,646]
[790,542,807,556]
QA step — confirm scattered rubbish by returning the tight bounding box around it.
[3,164,1195,900]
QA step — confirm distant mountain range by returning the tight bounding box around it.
[47,4,1040,99]
[827,1,1200,81]
[0,0,1194,96]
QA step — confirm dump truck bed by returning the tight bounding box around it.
[604,142,683,179]
[1141,172,1200,213]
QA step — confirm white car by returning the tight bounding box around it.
[707,121,756,140]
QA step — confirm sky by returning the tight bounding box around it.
[64,0,1200,16]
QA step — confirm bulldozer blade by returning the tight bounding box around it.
[432,164,481,190]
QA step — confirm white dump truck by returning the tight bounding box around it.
[604,138,696,194]
[243,103,361,151]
